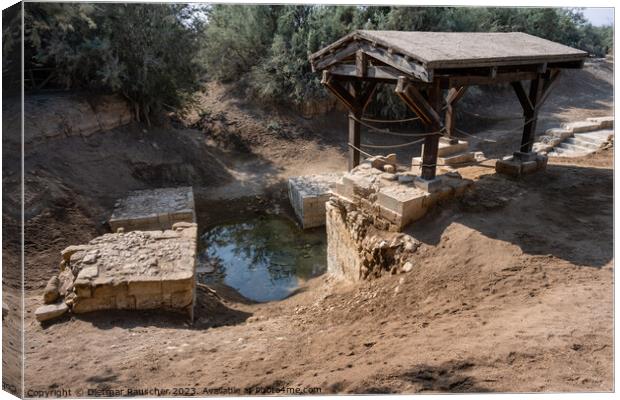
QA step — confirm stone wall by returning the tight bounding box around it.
[21,93,132,145]
[288,173,343,229]
[325,159,472,281]
[36,222,197,322]
[326,198,420,281]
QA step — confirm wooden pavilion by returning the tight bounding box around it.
[309,30,588,180]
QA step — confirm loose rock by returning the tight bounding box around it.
[58,268,75,296]
[35,302,68,322]
[402,262,414,272]
[43,276,60,304]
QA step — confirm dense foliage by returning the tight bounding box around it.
[19,4,613,120]
[24,3,205,124]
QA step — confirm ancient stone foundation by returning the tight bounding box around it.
[288,173,344,229]
[36,222,197,322]
[326,161,472,281]
[326,199,420,281]
[495,152,548,178]
[412,137,478,174]
[109,187,196,232]
[332,162,472,230]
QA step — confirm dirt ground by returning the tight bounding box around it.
[3,59,614,395]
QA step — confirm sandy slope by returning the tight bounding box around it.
[21,147,613,394]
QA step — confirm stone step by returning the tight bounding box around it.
[550,146,588,157]
[564,137,600,150]
[437,139,469,157]
[586,116,614,129]
[573,130,613,145]
[558,142,592,153]
[561,120,602,134]
[438,151,475,166]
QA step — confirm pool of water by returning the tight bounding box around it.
[197,214,327,302]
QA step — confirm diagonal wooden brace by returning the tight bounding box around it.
[511,81,534,115]
[321,70,358,111]
[536,69,561,111]
[395,77,443,180]
[445,86,467,139]
[321,72,378,170]
[395,77,442,128]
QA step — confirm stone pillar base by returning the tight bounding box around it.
[495,153,548,177]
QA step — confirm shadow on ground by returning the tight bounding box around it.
[406,163,613,268]
[349,360,491,393]
[56,284,252,331]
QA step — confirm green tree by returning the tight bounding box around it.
[25,3,205,124]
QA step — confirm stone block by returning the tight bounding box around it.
[66,226,197,319]
[495,158,522,177]
[411,156,453,176]
[437,139,469,157]
[325,201,364,281]
[170,290,194,308]
[93,280,127,298]
[496,154,547,177]
[586,116,613,129]
[115,294,136,310]
[135,294,164,309]
[441,177,472,197]
[368,154,397,170]
[414,177,443,193]
[288,173,344,229]
[35,303,68,322]
[72,296,117,313]
[521,160,539,174]
[128,280,162,296]
[110,187,196,232]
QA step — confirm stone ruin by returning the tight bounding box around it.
[36,222,197,322]
[412,138,480,175]
[109,186,196,232]
[36,186,199,323]
[288,173,344,229]
[326,155,472,281]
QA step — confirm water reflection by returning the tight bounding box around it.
[197,215,326,302]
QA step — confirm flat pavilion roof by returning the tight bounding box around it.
[310,30,587,72]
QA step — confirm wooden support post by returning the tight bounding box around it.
[396,77,443,180]
[348,81,364,170]
[420,81,443,180]
[321,71,377,170]
[444,86,467,139]
[511,70,559,154]
[348,108,362,170]
[514,76,543,153]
